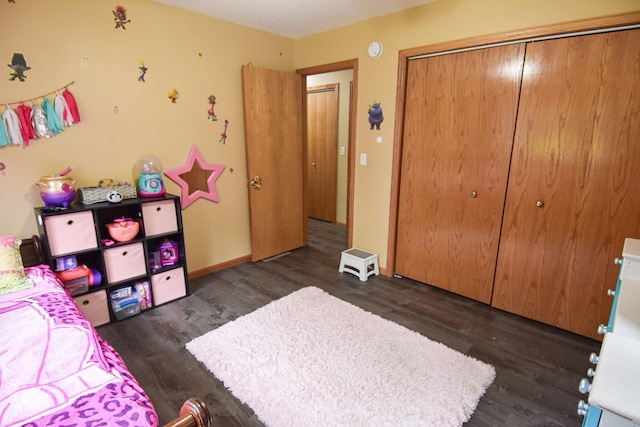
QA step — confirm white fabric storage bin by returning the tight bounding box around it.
[74,290,110,327]
[44,211,97,256]
[151,267,186,305]
[142,200,178,236]
[103,242,146,283]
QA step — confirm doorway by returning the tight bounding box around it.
[298,60,357,247]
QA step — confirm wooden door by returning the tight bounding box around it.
[492,30,640,339]
[395,44,525,304]
[241,65,306,261]
[307,84,338,222]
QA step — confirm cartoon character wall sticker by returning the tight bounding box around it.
[113,5,131,29]
[167,89,179,103]
[368,101,384,130]
[138,61,148,82]
[207,95,217,121]
[8,53,30,82]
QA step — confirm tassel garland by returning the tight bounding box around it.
[1,83,80,149]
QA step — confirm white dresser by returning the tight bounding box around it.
[578,238,640,427]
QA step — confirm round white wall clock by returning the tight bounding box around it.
[368,41,383,59]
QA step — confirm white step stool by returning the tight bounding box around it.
[339,248,379,282]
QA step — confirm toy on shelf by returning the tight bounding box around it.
[133,155,166,198]
[160,239,178,266]
[35,166,76,208]
[105,217,140,242]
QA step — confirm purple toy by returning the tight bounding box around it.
[35,175,76,208]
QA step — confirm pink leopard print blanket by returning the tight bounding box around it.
[0,265,158,426]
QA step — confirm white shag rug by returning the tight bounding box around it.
[186,286,495,427]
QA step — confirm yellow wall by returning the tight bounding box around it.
[0,0,293,271]
[1,0,638,273]
[294,0,640,269]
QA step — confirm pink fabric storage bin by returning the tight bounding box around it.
[103,242,146,283]
[151,267,186,305]
[142,200,178,236]
[73,290,110,327]
[44,211,97,256]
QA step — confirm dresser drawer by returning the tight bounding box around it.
[103,242,146,283]
[151,267,186,305]
[44,211,97,256]
[142,200,178,236]
[74,290,110,327]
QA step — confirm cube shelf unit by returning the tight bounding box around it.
[34,193,189,327]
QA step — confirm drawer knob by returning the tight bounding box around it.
[589,352,599,365]
[156,207,162,212]
[587,367,595,377]
[607,288,615,297]
[536,200,544,208]
[577,400,589,416]
[578,378,591,394]
[471,191,478,198]
[122,251,128,256]
[67,220,74,225]
[82,300,89,306]
[597,324,608,335]
[614,257,623,265]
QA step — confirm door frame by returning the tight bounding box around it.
[297,59,358,247]
[387,11,640,275]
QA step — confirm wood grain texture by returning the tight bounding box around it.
[307,84,338,222]
[395,44,524,303]
[242,65,306,261]
[99,219,600,426]
[493,29,640,339]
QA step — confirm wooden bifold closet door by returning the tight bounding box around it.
[396,28,640,339]
[493,30,640,339]
[395,44,525,304]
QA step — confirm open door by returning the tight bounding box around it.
[241,65,307,261]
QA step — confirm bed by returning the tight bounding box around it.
[0,234,211,427]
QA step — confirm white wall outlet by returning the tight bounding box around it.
[360,153,367,165]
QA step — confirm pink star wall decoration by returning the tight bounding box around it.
[164,145,225,209]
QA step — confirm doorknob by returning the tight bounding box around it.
[250,176,262,189]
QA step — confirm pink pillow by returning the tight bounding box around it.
[0,235,35,294]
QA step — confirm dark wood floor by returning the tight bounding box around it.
[99,219,600,426]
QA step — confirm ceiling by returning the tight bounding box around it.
[149,0,437,39]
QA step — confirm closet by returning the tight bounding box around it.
[395,28,640,339]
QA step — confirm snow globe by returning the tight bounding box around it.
[133,155,166,198]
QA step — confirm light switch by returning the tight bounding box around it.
[340,146,346,156]
[360,153,367,165]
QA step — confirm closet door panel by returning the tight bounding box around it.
[493,30,640,339]
[395,44,524,303]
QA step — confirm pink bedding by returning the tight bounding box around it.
[0,265,158,427]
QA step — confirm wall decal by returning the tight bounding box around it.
[219,119,229,144]
[8,53,30,82]
[368,101,384,130]
[80,56,89,68]
[207,95,217,121]
[138,61,148,82]
[164,145,225,209]
[113,5,131,29]
[167,88,179,103]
